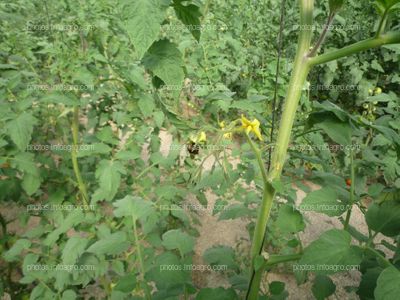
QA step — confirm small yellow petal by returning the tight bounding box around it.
[253,128,263,141]
[198,131,207,143]
[223,132,232,139]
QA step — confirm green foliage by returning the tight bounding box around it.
[0,0,399,299]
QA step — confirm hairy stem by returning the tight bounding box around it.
[308,12,335,57]
[344,148,355,230]
[246,1,314,299]
[133,217,151,300]
[308,31,400,66]
[376,10,389,38]
[71,106,89,206]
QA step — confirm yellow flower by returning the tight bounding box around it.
[189,131,207,143]
[241,115,263,141]
[223,132,232,139]
[374,87,382,95]
[198,131,207,143]
[219,121,225,128]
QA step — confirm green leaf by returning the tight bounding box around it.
[114,274,137,293]
[173,0,202,41]
[203,246,238,271]
[357,267,383,299]
[13,153,41,195]
[365,201,400,237]
[142,39,184,91]
[61,290,77,300]
[275,204,305,233]
[374,267,400,300]
[162,229,195,256]
[315,116,352,145]
[125,0,170,58]
[300,187,347,217]
[138,94,156,117]
[329,0,344,12]
[21,173,41,196]
[44,210,84,246]
[196,288,238,300]
[312,275,336,300]
[3,239,31,262]
[113,195,155,221]
[146,252,189,288]
[6,112,37,150]
[269,281,287,296]
[76,143,111,158]
[154,111,165,128]
[218,204,251,220]
[375,0,400,14]
[93,160,126,202]
[298,229,363,274]
[41,93,79,105]
[62,236,88,265]
[86,232,130,256]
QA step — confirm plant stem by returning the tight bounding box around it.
[376,10,389,38]
[71,106,89,206]
[246,1,314,299]
[264,253,303,268]
[344,148,355,230]
[132,216,151,300]
[308,31,400,66]
[308,12,335,57]
[365,246,392,268]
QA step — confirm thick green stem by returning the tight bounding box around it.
[344,148,355,230]
[71,106,89,206]
[246,1,314,299]
[308,31,400,66]
[376,10,389,38]
[133,217,151,300]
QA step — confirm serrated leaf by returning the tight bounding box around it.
[218,204,251,220]
[298,229,363,274]
[138,94,156,117]
[62,236,88,265]
[86,232,129,256]
[142,39,184,91]
[300,187,347,217]
[315,116,352,145]
[145,252,189,288]
[275,204,305,233]
[41,93,79,105]
[44,210,84,246]
[203,246,238,271]
[113,195,155,221]
[125,0,170,58]
[21,173,41,196]
[3,239,31,262]
[173,0,202,41]
[6,112,37,150]
[93,160,126,202]
[162,229,195,256]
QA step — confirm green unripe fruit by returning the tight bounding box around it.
[329,0,344,13]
